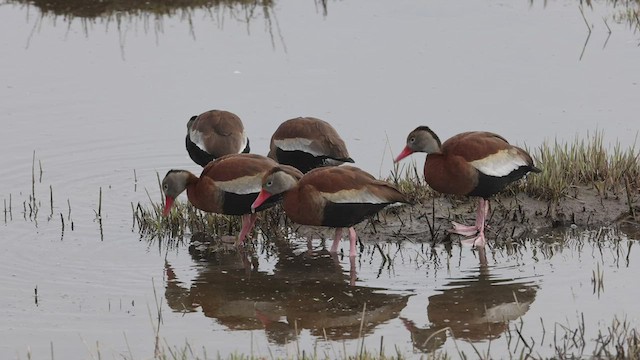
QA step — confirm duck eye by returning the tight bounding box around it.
[163,184,168,191]
[409,137,416,143]
[266,180,273,187]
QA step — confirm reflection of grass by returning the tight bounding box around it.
[12,0,288,55]
[538,0,640,33]
[94,253,640,359]
[11,0,274,18]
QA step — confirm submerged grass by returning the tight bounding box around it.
[71,311,640,360]
[135,199,245,243]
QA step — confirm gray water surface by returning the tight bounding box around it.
[1,0,639,358]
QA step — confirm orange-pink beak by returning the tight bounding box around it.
[251,190,272,212]
[394,146,414,162]
[162,196,175,216]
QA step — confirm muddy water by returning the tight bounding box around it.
[1,0,639,358]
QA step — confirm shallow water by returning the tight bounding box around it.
[1,0,640,358]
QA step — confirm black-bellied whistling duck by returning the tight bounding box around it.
[186,110,250,167]
[251,165,409,257]
[395,127,541,248]
[162,154,302,245]
[267,117,354,173]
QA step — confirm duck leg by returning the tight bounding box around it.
[348,227,358,258]
[330,227,343,253]
[450,198,489,236]
[330,227,358,257]
[461,199,489,248]
[237,213,258,245]
[450,221,480,236]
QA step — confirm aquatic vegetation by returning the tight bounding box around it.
[608,0,640,29]
[522,131,640,202]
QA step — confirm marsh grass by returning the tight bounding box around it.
[387,159,435,204]
[134,199,244,243]
[4,152,78,239]
[521,131,640,202]
[138,174,243,242]
[71,309,640,360]
[389,131,640,204]
[609,0,640,30]
[135,132,640,243]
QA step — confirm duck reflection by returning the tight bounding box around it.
[402,248,538,353]
[164,232,409,344]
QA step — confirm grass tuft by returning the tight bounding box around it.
[521,131,640,202]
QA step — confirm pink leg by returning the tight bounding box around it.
[461,199,488,248]
[330,228,343,253]
[477,198,489,229]
[450,198,484,236]
[450,221,480,236]
[237,213,258,245]
[348,227,357,258]
[451,198,490,237]
[475,200,487,247]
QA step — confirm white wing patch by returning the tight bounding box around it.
[238,132,248,153]
[470,149,527,177]
[189,129,207,152]
[274,138,324,157]
[323,158,345,166]
[322,189,389,204]
[478,301,532,323]
[216,175,262,195]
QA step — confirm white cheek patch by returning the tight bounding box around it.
[470,149,528,177]
[189,129,207,152]
[322,189,389,204]
[274,138,324,157]
[216,174,262,195]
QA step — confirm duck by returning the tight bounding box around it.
[185,110,250,167]
[395,126,541,248]
[267,117,354,173]
[162,153,302,245]
[251,165,409,257]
